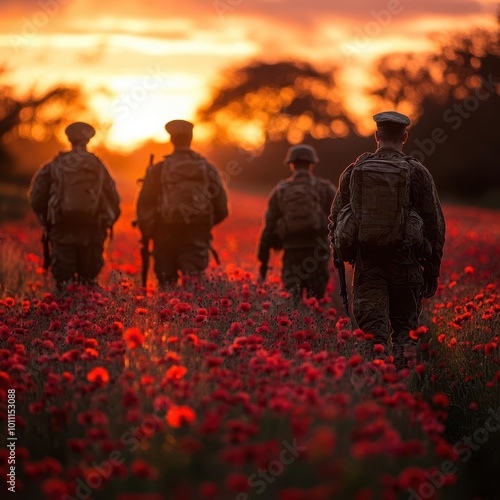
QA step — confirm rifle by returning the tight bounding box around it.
[134,153,155,287]
[259,262,268,282]
[334,258,350,318]
[139,233,150,287]
[258,247,270,282]
[209,245,221,266]
[42,226,51,270]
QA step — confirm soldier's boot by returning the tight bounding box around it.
[393,343,417,371]
[80,278,99,289]
[284,283,303,306]
[158,270,179,288]
[56,280,67,294]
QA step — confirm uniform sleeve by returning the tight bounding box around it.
[328,165,353,253]
[257,188,282,262]
[101,164,121,225]
[28,163,52,225]
[323,181,337,215]
[206,163,229,226]
[413,163,446,277]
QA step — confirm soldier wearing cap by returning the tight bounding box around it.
[329,111,445,370]
[65,121,96,144]
[136,119,228,286]
[29,121,120,290]
[258,144,336,300]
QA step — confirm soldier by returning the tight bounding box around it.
[136,119,228,286]
[258,144,336,300]
[29,122,121,290]
[329,111,445,370]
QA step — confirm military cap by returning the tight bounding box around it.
[373,111,411,128]
[65,122,95,143]
[284,144,319,165]
[165,119,194,136]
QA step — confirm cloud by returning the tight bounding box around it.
[2,0,496,25]
[0,0,497,148]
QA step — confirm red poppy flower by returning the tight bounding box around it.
[409,326,428,340]
[348,354,363,367]
[166,405,196,427]
[165,352,181,363]
[398,466,427,490]
[0,371,11,386]
[199,481,219,498]
[41,478,68,497]
[309,426,336,457]
[432,393,450,409]
[485,342,497,355]
[166,365,187,381]
[123,327,145,348]
[225,472,250,493]
[174,302,192,314]
[67,438,86,453]
[111,321,124,334]
[130,459,157,479]
[153,395,172,412]
[87,367,110,384]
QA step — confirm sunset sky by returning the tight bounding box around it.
[0,0,497,150]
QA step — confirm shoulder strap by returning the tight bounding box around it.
[276,180,287,211]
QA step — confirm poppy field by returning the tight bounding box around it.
[0,191,499,500]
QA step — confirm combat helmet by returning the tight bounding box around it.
[284,144,319,165]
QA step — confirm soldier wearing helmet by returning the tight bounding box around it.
[257,144,336,300]
[283,144,319,165]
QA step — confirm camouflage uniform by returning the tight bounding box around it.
[29,138,120,288]
[329,146,445,368]
[136,148,228,286]
[258,168,336,299]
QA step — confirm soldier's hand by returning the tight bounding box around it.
[422,275,439,298]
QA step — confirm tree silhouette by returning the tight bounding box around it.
[371,15,500,206]
[197,60,354,149]
[371,15,500,119]
[0,70,87,179]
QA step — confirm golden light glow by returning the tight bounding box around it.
[0,1,497,149]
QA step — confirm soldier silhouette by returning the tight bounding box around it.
[329,111,445,370]
[136,120,228,287]
[29,122,120,290]
[258,144,336,301]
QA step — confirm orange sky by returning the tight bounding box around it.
[0,0,497,150]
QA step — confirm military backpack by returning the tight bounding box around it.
[275,174,325,239]
[333,154,424,261]
[159,152,213,225]
[48,150,105,224]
